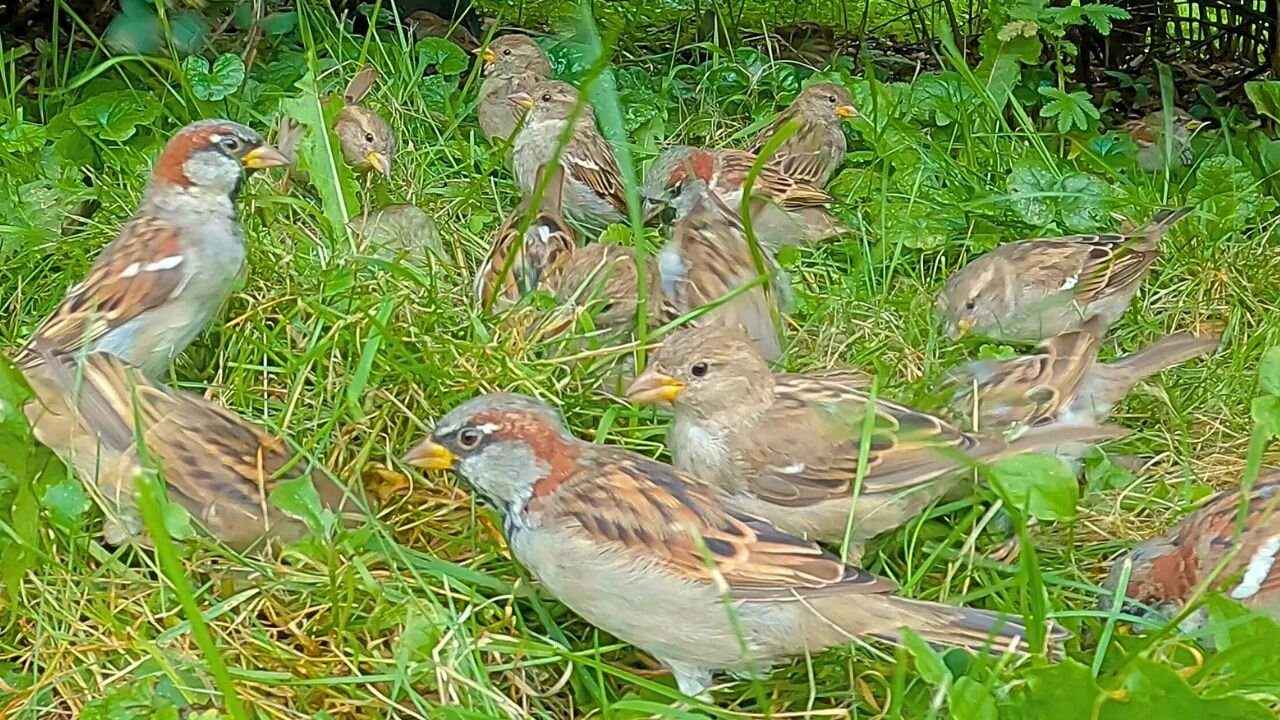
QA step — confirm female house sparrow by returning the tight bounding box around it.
[333,66,395,178]
[476,33,553,146]
[23,351,352,552]
[18,119,288,379]
[510,80,629,238]
[403,392,1065,697]
[936,207,1192,343]
[1103,470,1280,623]
[624,325,1124,555]
[641,145,844,248]
[407,9,481,51]
[543,242,662,337]
[747,82,858,187]
[1122,109,1207,173]
[659,184,787,361]
[476,164,576,308]
[947,314,1221,431]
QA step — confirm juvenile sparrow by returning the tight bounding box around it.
[642,144,843,248]
[348,203,444,261]
[747,82,858,187]
[510,80,630,237]
[625,325,1124,555]
[19,119,288,379]
[333,65,395,178]
[543,242,662,336]
[947,314,1221,431]
[403,392,1065,697]
[936,207,1192,343]
[477,164,577,308]
[476,33,553,147]
[1122,109,1207,173]
[659,183,786,361]
[1103,469,1280,624]
[23,351,353,552]
[407,9,481,52]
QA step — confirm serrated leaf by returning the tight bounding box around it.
[989,453,1079,521]
[69,90,162,142]
[1081,4,1130,34]
[281,74,359,235]
[903,627,950,686]
[41,475,90,529]
[1039,86,1100,134]
[184,53,245,102]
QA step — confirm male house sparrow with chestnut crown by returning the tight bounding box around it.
[476,33,553,147]
[543,242,662,337]
[641,144,844,248]
[947,313,1221,432]
[936,207,1192,344]
[403,392,1065,698]
[747,82,858,187]
[1103,469,1280,625]
[1122,109,1207,173]
[510,80,629,238]
[333,65,395,178]
[625,325,1124,557]
[23,351,353,552]
[18,119,288,379]
[476,164,577,308]
[659,181,788,361]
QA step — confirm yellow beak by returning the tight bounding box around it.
[480,47,497,64]
[401,439,456,471]
[1183,118,1208,132]
[954,318,974,339]
[242,144,291,169]
[624,368,686,405]
[835,104,859,119]
[509,92,535,110]
[367,151,392,178]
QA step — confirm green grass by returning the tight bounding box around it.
[2,1,1280,718]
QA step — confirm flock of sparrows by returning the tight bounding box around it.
[11,28,1274,703]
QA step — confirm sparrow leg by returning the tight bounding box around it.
[665,659,715,701]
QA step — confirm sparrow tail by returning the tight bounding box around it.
[1131,206,1193,250]
[1083,330,1221,410]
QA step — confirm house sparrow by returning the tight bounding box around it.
[347,203,444,261]
[641,144,844,248]
[947,314,1221,431]
[477,33,554,147]
[18,119,288,379]
[333,65,395,178]
[1103,469,1280,624]
[22,351,353,552]
[407,9,481,51]
[543,242,662,337]
[658,183,787,361]
[1122,109,1207,173]
[402,392,1066,697]
[624,325,1125,555]
[936,207,1192,343]
[747,82,857,187]
[510,80,630,238]
[476,164,577,308]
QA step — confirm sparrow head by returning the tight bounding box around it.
[334,106,395,178]
[937,258,1013,339]
[509,80,588,124]
[480,34,552,79]
[401,393,580,512]
[1099,536,1187,620]
[641,145,716,222]
[626,324,773,418]
[151,119,288,197]
[547,244,651,334]
[794,82,859,125]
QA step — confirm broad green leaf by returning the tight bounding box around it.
[260,11,297,36]
[1058,172,1110,231]
[1257,346,1280,396]
[1102,657,1275,719]
[1018,660,1101,719]
[41,474,90,529]
[184,53,246,102]
[1250,396,1280,438]
[949,676,997,720]
[1245,81,1280,124]
[270,474,336,537]
[989,453,1079,521]
[0,121,46,154]
[1007,165,1057,226]
[168,10,209,55]
[69,90,162,142]
[281,74,359,237]
[1188,156,1275,237]
[162,500,195,540]
[903,627,950,686]
[415,37,469,75]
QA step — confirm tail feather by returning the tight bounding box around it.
[1003,422,1129,456]
[1138,206,1193,234]
[1079,330,1221,413]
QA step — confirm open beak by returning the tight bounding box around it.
[835,104,859,119]
[624,368,686,405]
[242,144,291,170]
[401,438,455,471]
[367,151,392,178]
[952,318,974,339]
[509,92,535,110]
[478,47,497,64]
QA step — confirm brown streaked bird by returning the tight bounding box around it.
[641,144,844,248]
[510,80,631,238]
[333,65,395,178]
[1122,109,1207,173]
[625,325,1125,558]
[476,34,554,148]
[1103,469,1280,625]
[936,207,1193,343]
[658,182,788,361]
[23,351,354,553]
[947,314,1221,432]
[543,242,662,337]
[476,164,577,308]
[18,119,288,379]
[747,82,858,187]
[407,9,481,51]
[402,392,1067,698]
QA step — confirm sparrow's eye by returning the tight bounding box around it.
[457,428,483,449]
[364,132,376,143]
[541,92,552,102]
[502,48,512,56]
[690,361,709,378]
[827,94,838,104]
[219,136,243,153]
[964,299,977,310]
